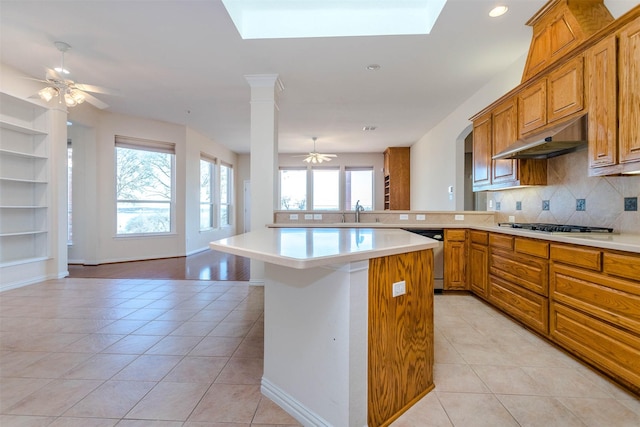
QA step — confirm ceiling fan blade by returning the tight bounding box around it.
[74,83,120,96]
[45,67,64,82]
[81,91,109,109]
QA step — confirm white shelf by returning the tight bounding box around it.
[0,177,48,184]
[0,148,48,160]
[0,92,50,269]
[0,120,47,135]
[0,230,47,237]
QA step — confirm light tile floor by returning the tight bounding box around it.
[0,279,638,426]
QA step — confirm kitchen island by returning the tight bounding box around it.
[210,227,438,426]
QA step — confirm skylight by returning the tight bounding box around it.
[221,0,448,39]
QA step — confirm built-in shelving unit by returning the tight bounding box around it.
[0,92,50,266]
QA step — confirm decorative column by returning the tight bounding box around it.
[245,74,284,284]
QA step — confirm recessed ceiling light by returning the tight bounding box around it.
[363,126,377,131]
[366,64,381,71]
[54,67,70,74]
[489,6,508,17]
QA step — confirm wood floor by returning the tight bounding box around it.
[68,250,250,281]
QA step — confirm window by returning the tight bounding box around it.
[219,163,233,227]
[312,168,340,210]
[280,168,307,210]
[200,156,216,230]
[279,166,375,211]
[345,167,373,210]
[115,136,175,235]
[67,140,73,244]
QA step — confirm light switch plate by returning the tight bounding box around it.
[399,214,409,220]
[416,214,426,220]
[304,214,313,220]
[289,214,298,220]
[454,214,464,221]
[313,214,322,220]
[392,280,406,297]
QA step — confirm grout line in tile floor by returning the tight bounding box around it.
[1,279,639,427]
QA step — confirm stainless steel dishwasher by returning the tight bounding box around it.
[403,229,444,293]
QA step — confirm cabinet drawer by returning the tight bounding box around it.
[550,302,640,394]
[489,275,549,335]
[603,251,640,281]
[515,237,549,259]
[550,244,601,271]
[550,263,640,333]
[489,233,513,250]
[469,230,488,245]
[490,249,548,296]
[445,229,466,241]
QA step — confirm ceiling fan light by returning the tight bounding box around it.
[38,87,54,102]
[70,90,85,104]
[64,92,77,107]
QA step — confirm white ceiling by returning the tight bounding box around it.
[1,1,636,155]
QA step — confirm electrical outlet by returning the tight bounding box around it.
[392,280,406,297]
[509,215,515,222]
[454,214,464,221]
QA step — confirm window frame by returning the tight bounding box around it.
[219,162,234,228]
[199,155,217,231]
[114,135,176,237]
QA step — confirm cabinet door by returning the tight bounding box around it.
[492,99,518,184]
[444,230,466,290]
[587,35,618,169]
[472,113,492,190]
[518,79,547,136]
[619,18,640,164]
[469,243,488,298]
[547,55,584,123]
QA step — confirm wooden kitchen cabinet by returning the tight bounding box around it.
[586,35,618,171]
[383,147,410,210]
[488,233,550,335]
[492,99,519,185]
[550,244,640,394]
[471,101,547,192]
[518,55,585,138]
[444,229,467,290]
[619,17,640,166]
[468,230,489,299]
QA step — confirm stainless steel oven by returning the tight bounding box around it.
[403,229,444,293]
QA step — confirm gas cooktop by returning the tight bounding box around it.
[498,222,614,233]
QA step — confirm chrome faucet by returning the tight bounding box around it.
[355,200,365,223]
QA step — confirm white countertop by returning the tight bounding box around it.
[269,223,640,254]
[209,227,439,269]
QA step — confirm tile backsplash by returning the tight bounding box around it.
[488,150,640,234]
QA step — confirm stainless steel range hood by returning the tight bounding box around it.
[493,115,588,160]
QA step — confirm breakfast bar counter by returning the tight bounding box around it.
[210,227,438,426]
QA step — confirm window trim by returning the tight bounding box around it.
[114,136,176,237]
[199,155,217,231]
[219,162,234,228]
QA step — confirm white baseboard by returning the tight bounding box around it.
[261,377,331,427]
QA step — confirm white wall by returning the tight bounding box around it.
[67,104,239,264]
[410,54,527,211]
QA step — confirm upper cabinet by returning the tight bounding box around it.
[522,0,613,81]
[618,17,640,166]
[383,147,410,210]
[587,13,640,176]
[472,1,640,187]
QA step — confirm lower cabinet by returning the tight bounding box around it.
[468,231,489,298]
[444,229,467,290]
[550,244,640,394]
[488,234,550,335]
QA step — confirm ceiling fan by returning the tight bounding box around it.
[294,137,338,164]
[31,41,115,109]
